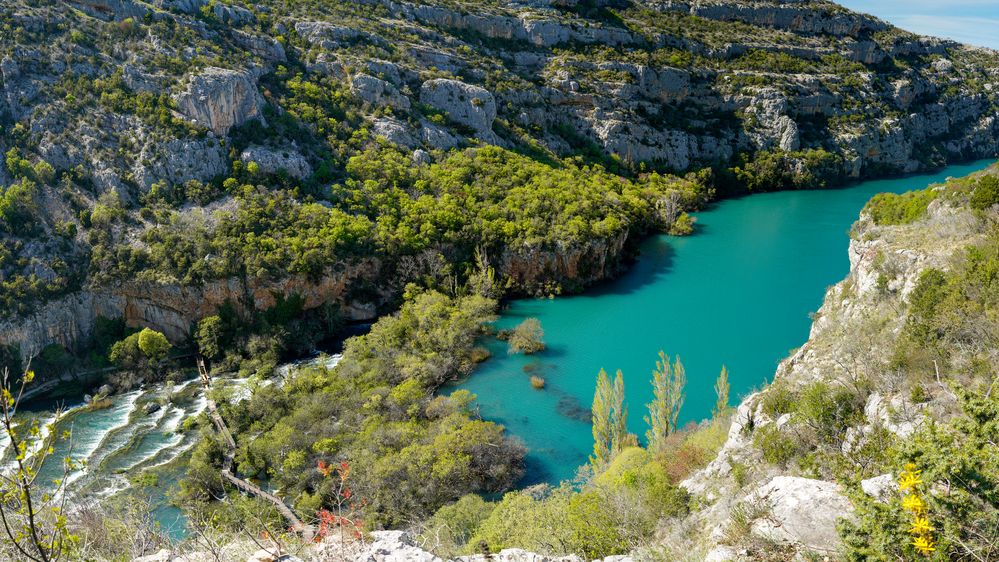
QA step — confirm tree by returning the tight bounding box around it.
[137,328,170,364]
[507,318,545,355]
[0,365,77,562]
[609,370,631,456]
[108,333,143,370]
[644,352,686,453]
[714,365,730,418]
[591,369,631,470]
[590,369,613,470]
[196,316,225,360]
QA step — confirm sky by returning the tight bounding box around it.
[835,0,999,50]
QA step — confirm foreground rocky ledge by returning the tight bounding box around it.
[134,531,633,562]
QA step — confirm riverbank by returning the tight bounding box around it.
[452,158,998,486]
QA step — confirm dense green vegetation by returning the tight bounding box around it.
[95,146,709,293]
[864,189,940,225]
[419,424,729,559]
[182,288,525,527]
[3,0,993,319]
[892,229,999,381]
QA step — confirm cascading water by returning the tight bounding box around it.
[0,353,344,539]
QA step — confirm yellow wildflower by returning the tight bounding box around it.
[899,468,923,492]
[909,516,934,535]
[902,494,927,514]
[912,535,936,555]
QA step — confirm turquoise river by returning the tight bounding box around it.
[451,159,996,485]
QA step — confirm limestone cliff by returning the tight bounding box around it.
[671,172,994,560]
[0,261,381,361]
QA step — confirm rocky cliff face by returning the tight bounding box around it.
[3,0,999,373]
[0,261,381,361]
[500,232,630,295]
[670,181,993,560]
[174,66,266,135]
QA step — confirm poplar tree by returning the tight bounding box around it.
[644,351,687,453]
[667,355,686,436]
[590,368,613,469]
[645,351,671,453]
[591,368,632,469]
[610,369,629,456]
[714,365,731,417]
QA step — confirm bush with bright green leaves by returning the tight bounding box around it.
[180,288,526,528]
[456,448,688,560]
[108,328,171,371]
[104,146,710,294]
[864,189,939,225]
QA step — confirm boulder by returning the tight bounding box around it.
[133,548,173,562]
[351,74,411,111]
[143,402,161,415]
[746,476,855,554]
[211,2,253,25]
[419,79,496,134]
[420,119,462,150]
[233,30,287,63]
[459,550,585,562]
[861,473,896,500]
[295,22,371,48]
[354,531,444,562]
[174,67,264,135]
[150,0,205,14]
[373,118,419,148]
[133,136,229,188]
[240,146,312,179]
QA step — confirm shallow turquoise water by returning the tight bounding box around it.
[452,160,996,485]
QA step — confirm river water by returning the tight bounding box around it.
[451,160,996,485]
[1,354,342,540]
[2,160,994,537]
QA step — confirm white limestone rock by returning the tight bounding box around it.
[240,146,312,179]
[373,118,419,148]
[351,74,411,111]
[420,79,496,134]
[355,531,444,562]
[861,473,896,500]
[174,67,264,135]
[746,476,855,554]
[134,136,228,188]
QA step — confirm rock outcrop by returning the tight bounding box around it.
[133,530,631,562]
[0,262,381,361]
[352,74,411,110]
[499,232,628,295]
[746,476,854,553]
[420,79,497,137]
[174,67,265,135]
[240,145,312,179]
[678,182,994,560]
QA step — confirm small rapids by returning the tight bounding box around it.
[0,353,344,537]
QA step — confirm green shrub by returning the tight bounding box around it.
[506,318,545,354]
[422,495,496,558]
[864,189,938,225]
[795,381,862,443]
[969,176,999,210]
[840,390,999,560]
[760,383,795,418]
[753,424,799,467]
